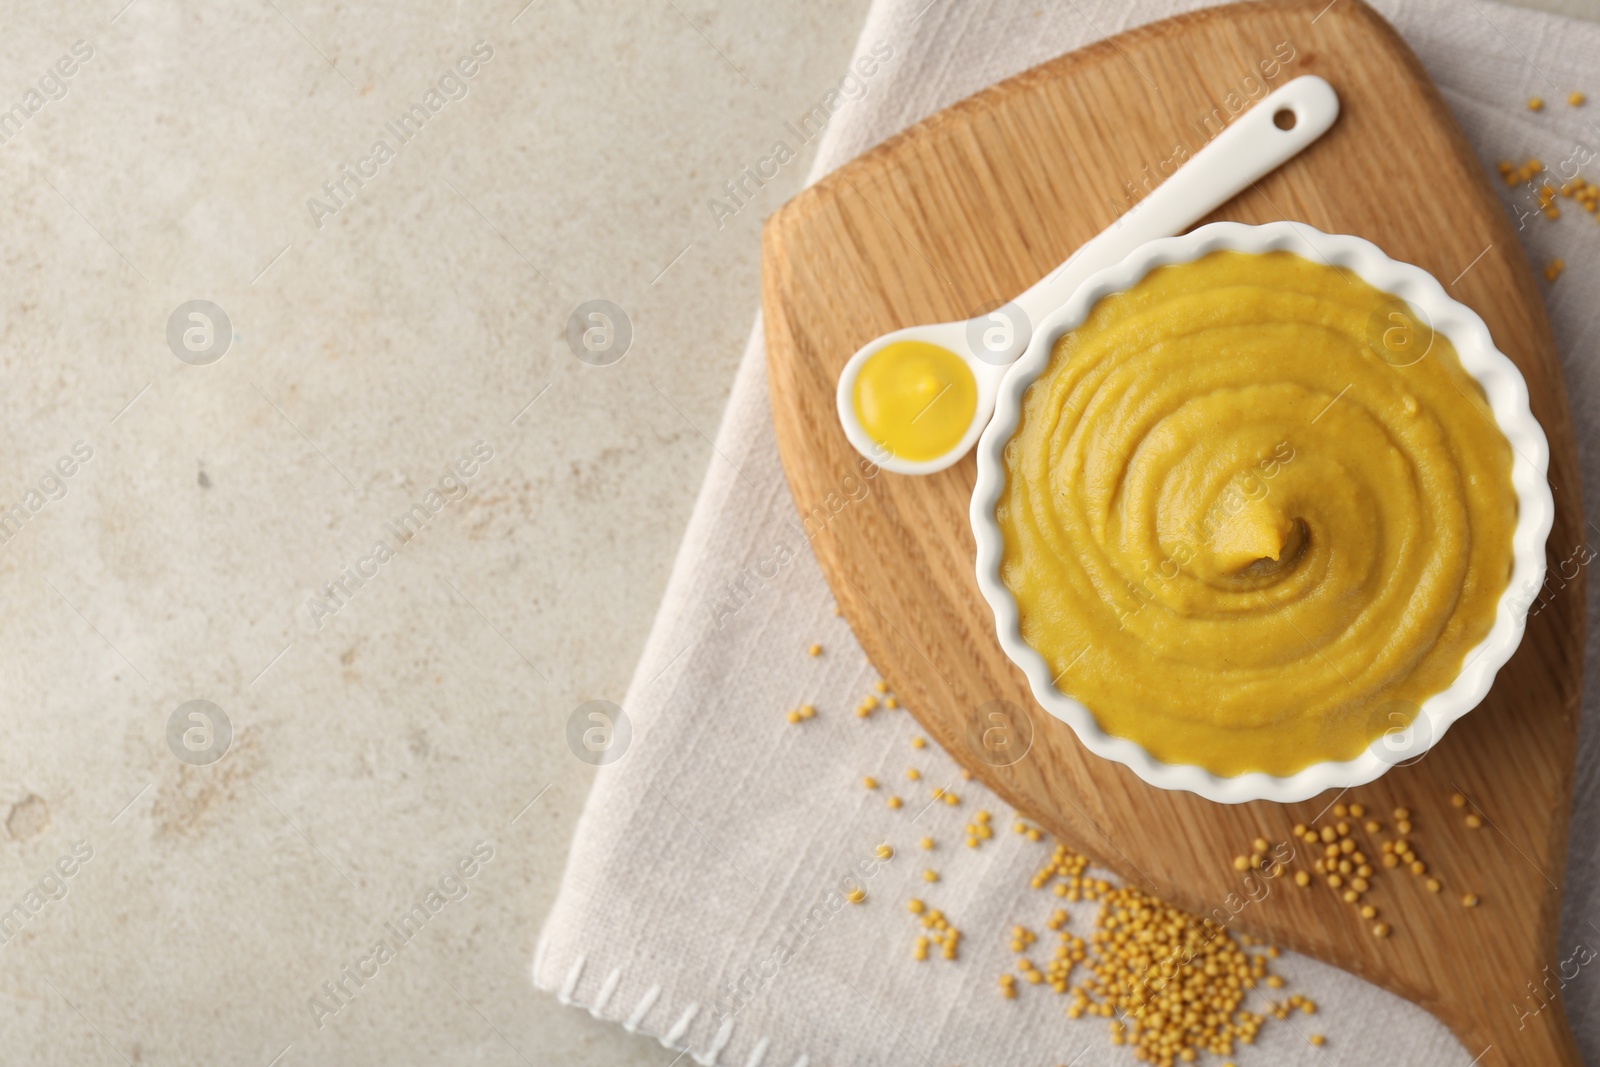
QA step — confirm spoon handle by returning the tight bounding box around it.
[1008,75,1340,330]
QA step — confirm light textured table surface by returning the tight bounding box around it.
[0,1,1592,1065]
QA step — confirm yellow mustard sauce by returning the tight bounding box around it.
[853,341,978,463]
[996,250,1517,777]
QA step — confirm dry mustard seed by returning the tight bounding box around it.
[1394,807,1410,821]
[886,697,899,708]
[919,836,934,850]
[876,843,894,859]
[808,644,822,657]
[1397,819,1413,834]
[1294,871,1311,887]
[1465,813,1484,828]
[1426,877,1442,893]
[1351,877,1370,892]
[911,737,926,749]
[923,869,938,882]
[847,888,865,904]
[1571,91,1587,106]
[863,776,878,789]
[1463,893,1480,907]
[887,795,902,810]
[1360,904,1377,919]
[1451,792,1467,808]
[1365,819,1381,834]
[1529,96,1545,111]
[1343,889,1359,903]
[1333,803,1348,817]
[1252,837,1270,853]
[906,768,921,781]
[1320,826,1337,843]
[1292,823,1307,836]
[1310,1034,1326,1047]
[1411,861,1427,876]
[907,898,924,914]
[1373,922,1391,938]
[874,680,888,694]
[785,710,801,724]
[1349,803,1366,818]
[1233,855,1250,871]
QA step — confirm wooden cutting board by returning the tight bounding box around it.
[762,1,1586,1062]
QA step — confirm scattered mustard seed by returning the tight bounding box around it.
[1529,96,1546,111]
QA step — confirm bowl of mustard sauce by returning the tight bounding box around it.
[970,221,1553,803]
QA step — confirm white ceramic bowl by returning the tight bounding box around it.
[969,220,1554,804]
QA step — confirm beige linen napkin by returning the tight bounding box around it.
[535,1,1600,1063]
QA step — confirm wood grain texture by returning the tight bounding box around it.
[760,1,1586,1062]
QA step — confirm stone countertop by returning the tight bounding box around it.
[0,0,1593,1064]
[0,1,866,1064]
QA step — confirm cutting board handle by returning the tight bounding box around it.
[1459,982,1584,1067]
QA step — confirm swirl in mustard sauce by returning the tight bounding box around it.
[996,250,1517,777]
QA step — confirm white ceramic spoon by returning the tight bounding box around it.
[835,74,1341,475]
